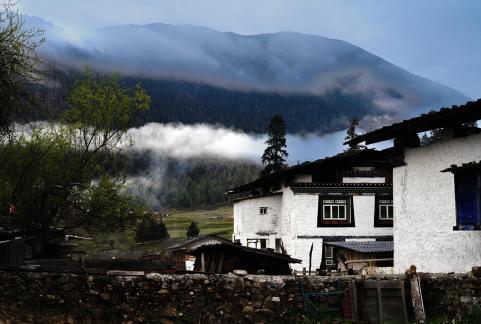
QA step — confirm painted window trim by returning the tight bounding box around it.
[317,196,355,227]
[374,196,393,227]
[322,202,348,220]
[452,170,481,231]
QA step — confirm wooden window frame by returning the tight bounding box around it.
[318,196,354,227]
[453,170,481,231]
[246,238,267,249]
[374,196,393,227]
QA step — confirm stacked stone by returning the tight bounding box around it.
[0,270,479,323]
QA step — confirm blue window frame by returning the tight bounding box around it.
[454,170,481,230]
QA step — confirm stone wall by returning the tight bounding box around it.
[0,271,480,323]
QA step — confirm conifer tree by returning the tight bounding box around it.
[186,220,200,237]
[344,118,366,152]
[261,115,288,174]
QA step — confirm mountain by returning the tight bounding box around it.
[29,17,469,133]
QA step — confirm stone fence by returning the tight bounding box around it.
[0,270,480,323]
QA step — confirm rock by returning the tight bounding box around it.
[161,307,177,318]
[460,296,473,303]
[158,289,169,294]
[233,270,248,276]
[255,308,275,319]
[271,296,281,302]
[253,300,263,308]
[160,320,175,324]
[242,305,254,314]
[472,267,481,278]
[145,273,162,280]
[100,292,110,301]
[239,298,249,307]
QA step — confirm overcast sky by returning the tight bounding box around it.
[19,0,481,98]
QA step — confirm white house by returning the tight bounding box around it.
[228,149,395,272]
[346,99,481,273]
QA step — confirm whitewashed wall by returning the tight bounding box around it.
[343,177,385,183]
[393,133,481,273]
[233,194,282,249]
[287,193,393,270]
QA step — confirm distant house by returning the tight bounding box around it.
[346,99,481,273]
[227,149,395,272]
[165,234,231,270]
[188,242,301,275]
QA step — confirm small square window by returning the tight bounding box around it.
[247,239,266,249]
[259,207,268,215]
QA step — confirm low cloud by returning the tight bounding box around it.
[126,122,358,164]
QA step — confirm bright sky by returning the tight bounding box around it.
[19,0,481,98]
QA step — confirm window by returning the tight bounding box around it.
[375,196,394,227]
[453,170,481,230]
[247,239,267,249]
[324,245,334,267]
[379,200,394,220]
[318,196,353,227]
[259,207,268,215]
[324,246,333,258]
[322,200,347,220]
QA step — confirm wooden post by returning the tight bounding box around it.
[376,281,383,324]
[308,243,313,275]
[349,280,359,322]
[217,252,225,273]
[406,265,425,323]
[200,252,205,272]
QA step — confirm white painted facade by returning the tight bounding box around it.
[393,132,481,273]
[233,193,283,250]
[233,175,393,271]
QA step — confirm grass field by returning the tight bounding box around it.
[164,204,233,238]
[78,204,233,257]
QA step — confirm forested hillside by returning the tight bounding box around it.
[127,152,262,209]
[31,69,373,134]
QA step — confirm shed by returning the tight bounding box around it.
[188,242,301,275]
[325,241,393,273]
[165,234,232,270]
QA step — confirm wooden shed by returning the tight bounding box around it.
[188,242,301,275]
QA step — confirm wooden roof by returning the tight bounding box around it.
[226,149,391,194]
[188,242,301,263]
[441,161,481,173]
[345,99,481,145]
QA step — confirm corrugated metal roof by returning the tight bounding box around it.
[325,241,393,253]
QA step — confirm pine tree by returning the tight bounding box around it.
[344,118,366,152]
[261,115,288,174]
[186,220,200,237]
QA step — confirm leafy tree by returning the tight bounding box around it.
[186,220,200,238]
[261,115,288,175]
[0,71,150,256]
[344,118,366,151]
[135,214,169,243]
[0,1,45,134]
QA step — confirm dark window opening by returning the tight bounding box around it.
[247,239,267,249]
[454,170,481,230]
